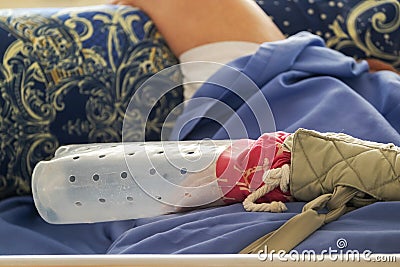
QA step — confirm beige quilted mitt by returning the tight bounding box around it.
[286,128,400,204]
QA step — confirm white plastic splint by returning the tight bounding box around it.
[32,140,231,224]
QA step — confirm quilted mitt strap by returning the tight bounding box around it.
[240,185,358,254]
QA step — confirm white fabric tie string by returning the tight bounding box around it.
[242,164,290,213]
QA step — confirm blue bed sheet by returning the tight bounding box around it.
[110,201,400,254]
[1,32,400,255]
[1,197,400,254]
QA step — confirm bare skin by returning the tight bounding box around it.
[109,0,285,57]
[365,59,399,75]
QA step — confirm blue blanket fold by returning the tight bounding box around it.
[171,32,400,144]
[0,197,134,255]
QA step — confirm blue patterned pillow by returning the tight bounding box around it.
[257,0,399,70]
[0,5,183,198]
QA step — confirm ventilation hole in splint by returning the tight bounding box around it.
[121,172,128,179]
[99,155,106,159]
[157,151,164,154]
[69,175,76,183]
[75,201,82,206]
[180,168,187,175]
[72,156,80,160]
[127,152,135,156]
[149,168,156,175]
[186,151,195,155]
[99,198,106,203]
[126,196,133,201]
[92,174,100,181]
[155,196,162,200]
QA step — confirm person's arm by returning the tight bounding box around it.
[365,59,400,75]
[110,0,285,57]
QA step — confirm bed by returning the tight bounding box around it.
[0,1,399,266]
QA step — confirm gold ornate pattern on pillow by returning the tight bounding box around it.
[0,6,182,198]
[327,0,399,69]
[256,0,399,70]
